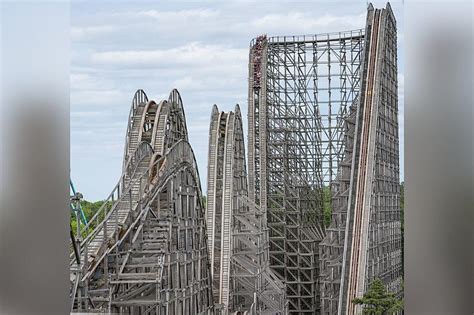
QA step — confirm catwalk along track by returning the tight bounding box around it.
[206,105,285,314]
[70,89,213,314]
[319,3,402,315]
[248,3,402,314]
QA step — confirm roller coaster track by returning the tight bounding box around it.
[207,105,286,314]
[344,8,382,314]
[70,89,213,314]
[69,4,401,314]
[319,4,402,314]
[247,4,401,314]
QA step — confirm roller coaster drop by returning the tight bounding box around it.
[70,89,213,314]
[70,3,401,315]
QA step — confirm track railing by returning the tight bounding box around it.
[70,142,156,310]
[71,139,199,271]
[69,141,154,263]
[122,90,148,170]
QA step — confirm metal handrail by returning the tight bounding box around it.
[122,90,148,170]
[249,29,365,47]
[70,139,202,310]
[82,141,153,234]
[69,142,154,260]
[71,139,200,267]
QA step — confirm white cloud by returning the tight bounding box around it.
[72,89,126,107]
[71,25,118,40]
[71,2,405,199]
[248,12,366,35]
[70,111,102,118]
[71,9,222,43]
[138,9,219,20]
[71,73,115,91]
[90,42,247,68]
[172,76,205,91]
[70,70,130,109]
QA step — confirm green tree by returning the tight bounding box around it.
[70,200,109,238]
[352,278,403,314]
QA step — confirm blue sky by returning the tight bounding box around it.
[71,0,404,201]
